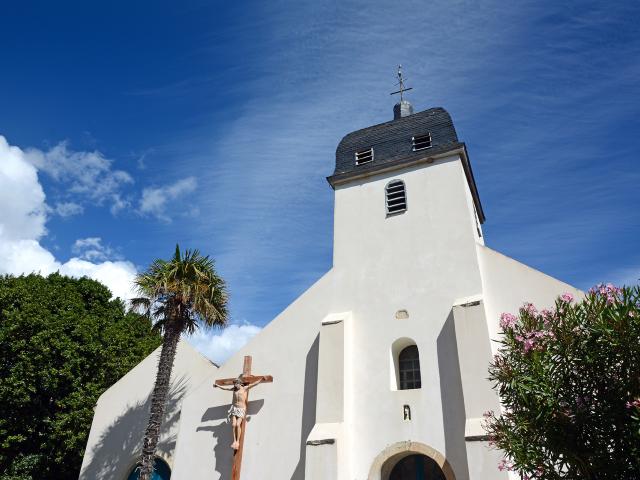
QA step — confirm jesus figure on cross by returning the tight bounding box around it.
[214,375,264,449]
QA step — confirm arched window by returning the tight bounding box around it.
[127,458,171,480]
[398,345,421,390]
[385,180,407,215]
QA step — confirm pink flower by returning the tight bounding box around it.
[561,292,574,303]
[626,399,640,409]
[593,283,622,303]
[523,338,535,353]
[541,309,553,327]
[500,312,518,329]
[523,302,538,316]
[515,329,554,353]
[606,283,621,294]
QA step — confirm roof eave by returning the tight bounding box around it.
[326,142,486,224]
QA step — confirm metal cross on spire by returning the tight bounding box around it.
[390,65,413,102]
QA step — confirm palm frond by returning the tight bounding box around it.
[132,244,229,335]
[130,297,152,315]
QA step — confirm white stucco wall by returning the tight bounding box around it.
[171,272,338,480]
[332,155,485,480]
[79,340,217,480]
[170,153,487,480]
[477,245,583,355]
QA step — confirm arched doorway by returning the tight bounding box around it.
[389,454,447,480]
[368,441,456,480]
[127,458,171,480]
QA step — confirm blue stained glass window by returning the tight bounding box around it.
[127,458,171,480]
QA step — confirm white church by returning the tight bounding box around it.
[79,97,581,480]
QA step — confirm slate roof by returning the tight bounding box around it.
[327,106,485,223]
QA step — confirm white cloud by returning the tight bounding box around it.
[25,140,133,213]
[139,176,197,222]
[71,237,120,262]
[109,193,131,215]
[0,136,47,241]
[0,135,138,301]
[59,258,137,302]
[53,201,84,217]
[187,323,262,364]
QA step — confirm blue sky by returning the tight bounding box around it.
[1,0,638,362]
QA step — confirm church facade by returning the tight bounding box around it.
[80,101,581,480]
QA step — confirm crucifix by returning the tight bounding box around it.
[214,355,273,480]
[390,64,413,102]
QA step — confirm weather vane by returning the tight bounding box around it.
[390,65,413,102]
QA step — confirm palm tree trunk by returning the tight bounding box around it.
[139,324,181,480]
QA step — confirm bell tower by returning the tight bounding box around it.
[327,85,485,272]
[318,73,490,480]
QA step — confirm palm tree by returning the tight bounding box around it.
[131,245,228,480]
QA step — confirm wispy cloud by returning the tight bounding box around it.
[52,201,84,217]
[72,237,120,262]
[156,0,640,327]
[589,264,640,289]
[180,1,545,324]
[25,141,134,211]
[138,176,198,222]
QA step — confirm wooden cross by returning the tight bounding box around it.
[214,356,273,480]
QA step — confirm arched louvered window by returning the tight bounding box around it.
[398,345,421,390]
[386,180,407,215]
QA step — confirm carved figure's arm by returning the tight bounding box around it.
[214,384,234,391]
[247,378,264,390]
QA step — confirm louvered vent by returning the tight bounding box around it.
[412,133,432,151]
[355,147,374,165]
[386,180,407,215]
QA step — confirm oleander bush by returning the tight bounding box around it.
[484,284,640,479]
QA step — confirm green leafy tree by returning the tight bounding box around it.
[484,284,640,479]
[132,245,228,480]
[0,273,161,480]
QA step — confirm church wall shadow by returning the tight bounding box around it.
[290,333,319,480]
[79,375,188,480]
[196,334,319,479]
[198,399,264,479]
[436,312,470,480]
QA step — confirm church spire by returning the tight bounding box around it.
[390,65,414,119]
